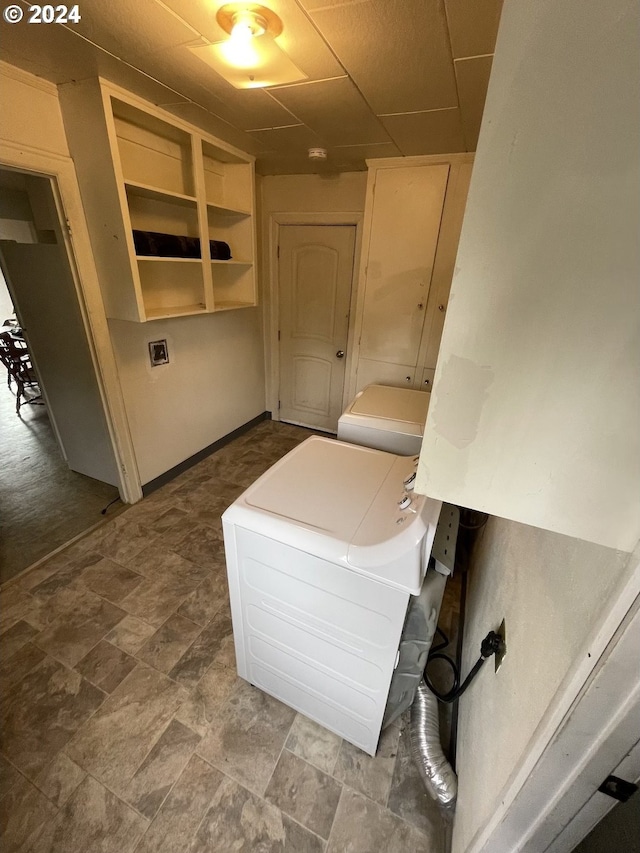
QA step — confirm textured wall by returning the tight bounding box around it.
[453,516,632,853]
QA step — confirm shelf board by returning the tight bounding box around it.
[210,259,253,266]
[206,201,251,217]
[213,300,256,312]
[144,303,207,320]
[125,181,197,207]
[136,255,202,263]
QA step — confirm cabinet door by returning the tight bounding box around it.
[359,165,449,366]
[419,367,435,393]
[417,162,473,373]
[356,358,416,394]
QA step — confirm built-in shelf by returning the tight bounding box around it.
[214,300,255,312]
[207,202,251,217]
[145,303,208,320]
[136,255,203,263]
[125,181,197,207]
[59,82,257,323]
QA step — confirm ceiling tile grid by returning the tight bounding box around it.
[265,77,393,145]
[0,0,504,173]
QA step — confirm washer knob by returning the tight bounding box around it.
[403,472,417,490]
[398,494,412,510]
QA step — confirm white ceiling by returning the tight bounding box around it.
[1,0,503,174]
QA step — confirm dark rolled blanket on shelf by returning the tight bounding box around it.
[132,230,232,260]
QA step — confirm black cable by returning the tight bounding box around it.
[101,496,122,515]
[425,629,504,704]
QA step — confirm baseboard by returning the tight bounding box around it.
[142,411,271,497]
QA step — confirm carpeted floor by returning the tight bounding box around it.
[0,376,119,584]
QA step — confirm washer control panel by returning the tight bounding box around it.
[395,455,420,522]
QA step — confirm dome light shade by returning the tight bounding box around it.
[188,4,307,89]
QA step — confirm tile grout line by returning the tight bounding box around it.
[193,747,331,850]
[4,422,441,851]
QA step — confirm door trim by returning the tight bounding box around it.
[0,141,141,503]
[266,212,363,421]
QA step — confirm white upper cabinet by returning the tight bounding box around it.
[350,156,473,398]
[59,79,257,323]
[359,164,449,366]
[417,0,640,551]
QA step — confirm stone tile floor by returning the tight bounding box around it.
[0,420,450,852]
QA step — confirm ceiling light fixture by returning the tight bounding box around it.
[188,3,307,89]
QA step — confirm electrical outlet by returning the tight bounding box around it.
[149,339,169,366]
[495,618,507,672]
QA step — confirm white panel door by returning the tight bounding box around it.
[360,164,449,366]
[0,242,120,486]
[279,225,355,431]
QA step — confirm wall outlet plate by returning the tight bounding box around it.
[495,618,507,672]
[149,339,169,366]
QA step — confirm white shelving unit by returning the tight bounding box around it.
[58,79,257,323]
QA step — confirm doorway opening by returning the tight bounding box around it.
[0,167,121,583]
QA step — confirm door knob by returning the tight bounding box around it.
[336,350,345,358]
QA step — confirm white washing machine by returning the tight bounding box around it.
[337,384,431,456]
[222,436,442,756]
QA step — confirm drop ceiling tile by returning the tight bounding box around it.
[158,0,345,79]
[331,141,402,159]
[255,139,398,174]
[116,40,298,130]
[379,108,466,156]
[455,55,494,150]
[256,153,325,175]
[162,102,266,153]
[1,9,210,104]
[0,16,101,83]
[125,46,284,121]
[152,0,225,40]
[444,0,504,59]
[69,0,202,59]
[268,77,391,144]
[1,4,199,103]
[300,0,372,9]
[247,124,324,153]
[98,56,194,108]
[198,88,299,131]
[308,0,458,114]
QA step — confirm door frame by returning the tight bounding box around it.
[266,212,363,422]
[0,142,141,504]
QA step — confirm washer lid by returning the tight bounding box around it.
[243,436,395,541]
[344,385,431,436]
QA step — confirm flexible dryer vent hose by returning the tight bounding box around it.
[410,680,458,810]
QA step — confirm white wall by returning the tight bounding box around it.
[109,309,265,485]
[0,61,69,157]
[260,172,367,216]
[454,520,632,853]
[0,268,15,320]
[417,0,639,552]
